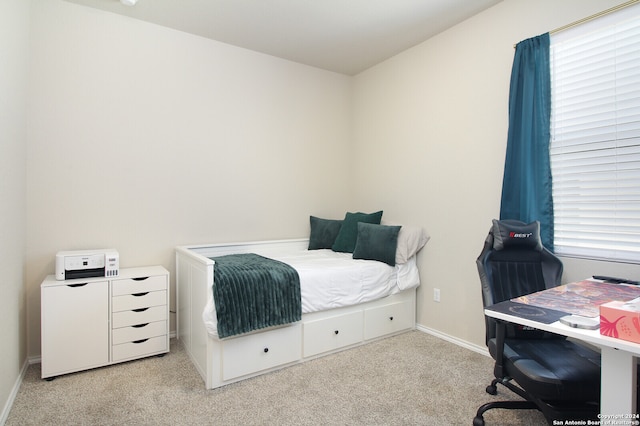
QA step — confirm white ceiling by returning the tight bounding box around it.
[64,0,502,75]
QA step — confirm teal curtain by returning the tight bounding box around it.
[499,33,554,251]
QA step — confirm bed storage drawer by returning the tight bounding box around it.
[112,335,168,362]
[364,299,413,340]
[222,324,302,380]
[112,290,166,312]
[303,311,363,357]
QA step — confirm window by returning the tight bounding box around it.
[549,3,640,263]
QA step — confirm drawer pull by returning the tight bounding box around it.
[389,316,394,321]
[263,347,269,353]
[132,323,149,328]
[133,339,149,344]
[132,308,149,313]
[132,277,150,281]
[132,292,149,297]
[67,283,88,288]
[334,330,339,335]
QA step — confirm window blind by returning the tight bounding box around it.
[550,4,640,263]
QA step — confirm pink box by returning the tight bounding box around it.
[600,300,640,343]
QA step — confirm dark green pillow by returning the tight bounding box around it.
[353,223,401,266]
[331,210,383,253]
[308,216,343,250]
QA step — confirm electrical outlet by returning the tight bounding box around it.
[434,288,441,302]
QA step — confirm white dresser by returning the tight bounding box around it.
[41,266,169,379]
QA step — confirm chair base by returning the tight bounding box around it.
[474,400,538,426]
[474,377,599,425]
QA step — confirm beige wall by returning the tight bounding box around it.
[352,0,640,348]
[15,0,640,382]
[25,0,353,357]
[0,0,29,420]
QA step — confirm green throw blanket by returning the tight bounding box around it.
[210,253,301,338]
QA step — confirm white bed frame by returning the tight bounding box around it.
[176,238,417,389]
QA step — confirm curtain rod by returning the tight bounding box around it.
[513,0,640,47]
[550,0,639,35]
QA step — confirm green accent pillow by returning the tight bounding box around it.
[308,216,343,250]
[353,223,401,266]
[331,210,383,253]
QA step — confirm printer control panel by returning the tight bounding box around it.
[65,253,104,270]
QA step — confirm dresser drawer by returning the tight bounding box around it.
[303,310,363,357]
[112,320,167,345]
[112,290,166,312]
[222,324,301,381]
[112,275,166,296]
[112,335,167,362]
[112,305,167,328]
[364,299,413,340]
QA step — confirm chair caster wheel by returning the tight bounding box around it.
[473,415,485,426]
[486,385,497,395]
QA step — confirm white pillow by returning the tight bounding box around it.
[382,221,430,264]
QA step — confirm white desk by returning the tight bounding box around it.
[484,306,639,417]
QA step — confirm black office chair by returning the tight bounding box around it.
[473,220,601,426]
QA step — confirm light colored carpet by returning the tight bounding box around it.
[6,331,546,425]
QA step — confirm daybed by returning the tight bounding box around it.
[176,213,428,390]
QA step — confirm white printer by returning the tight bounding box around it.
[55,249,119,281]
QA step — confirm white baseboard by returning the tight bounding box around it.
[0,358,29,426]
[416,324,490,357]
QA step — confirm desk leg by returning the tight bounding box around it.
[600,346,637,416]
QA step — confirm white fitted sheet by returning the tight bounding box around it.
[202,249,420,337]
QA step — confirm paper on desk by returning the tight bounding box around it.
[512,280,640,318]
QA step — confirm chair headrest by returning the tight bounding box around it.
[491,219,542,252]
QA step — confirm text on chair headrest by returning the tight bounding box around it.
[491,219,542,251]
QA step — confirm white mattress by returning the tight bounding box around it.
[202,249,421,337]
